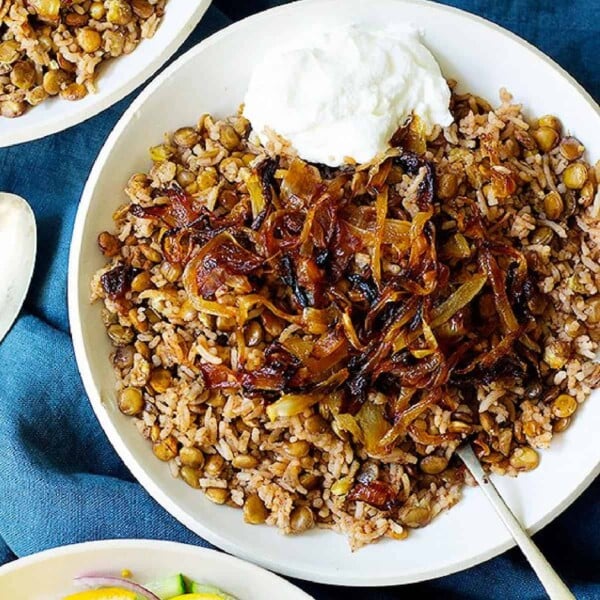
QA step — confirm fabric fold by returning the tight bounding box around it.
[0,315,206,556]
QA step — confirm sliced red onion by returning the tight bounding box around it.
[73,575,160,600]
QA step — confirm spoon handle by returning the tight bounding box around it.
[458,445,575,600]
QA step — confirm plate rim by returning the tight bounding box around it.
[0,538,313,599]
[68,0,600,587]
[0,0,213,149]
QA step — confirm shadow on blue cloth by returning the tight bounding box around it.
[0,2,598,599]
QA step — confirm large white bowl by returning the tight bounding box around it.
[69,0,600,587]
[0,0,212,148]
[0,539,312,599]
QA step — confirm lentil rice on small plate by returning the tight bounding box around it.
[0,0,166,118]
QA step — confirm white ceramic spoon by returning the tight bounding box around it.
[0,193,37,343]
[457,444,575,600]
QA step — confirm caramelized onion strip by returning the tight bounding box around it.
[379,388,442,447]
[372,186,388,287]
[393,273,488,352]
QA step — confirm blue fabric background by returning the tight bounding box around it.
[0,1,598,598]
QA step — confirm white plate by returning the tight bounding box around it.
[0,0,212,148]
[0,539,313,599]
[68,0,600,587]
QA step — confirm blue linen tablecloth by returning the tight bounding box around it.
[0,1,598,598]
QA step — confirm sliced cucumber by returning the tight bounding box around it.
[169,594,232,600]
[145,574,187,599]
[187,581,237,600]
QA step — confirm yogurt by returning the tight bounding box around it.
[243,25,453,167]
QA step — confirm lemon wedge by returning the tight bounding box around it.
[62,588,137,600]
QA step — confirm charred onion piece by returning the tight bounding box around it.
[183,232,263,300]
[100,264,135,299]
[241,343,301,394]
[348,480,398,510]
[130,184,200,228]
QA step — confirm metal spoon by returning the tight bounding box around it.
[0,193,36,343]
[457,444,575,600]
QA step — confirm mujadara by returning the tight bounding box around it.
[0,0,166,118]
[91,84,600,550]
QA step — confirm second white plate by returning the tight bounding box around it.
[0,539,313,600]
[0,0,212,148]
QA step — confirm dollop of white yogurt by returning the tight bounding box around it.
[243,25,453,167]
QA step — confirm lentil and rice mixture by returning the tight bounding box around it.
[0,0,166,118]
[92,84,600,549]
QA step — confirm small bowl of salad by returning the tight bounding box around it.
[0,540,312,600]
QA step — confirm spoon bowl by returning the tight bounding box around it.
[0,193,37,343]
